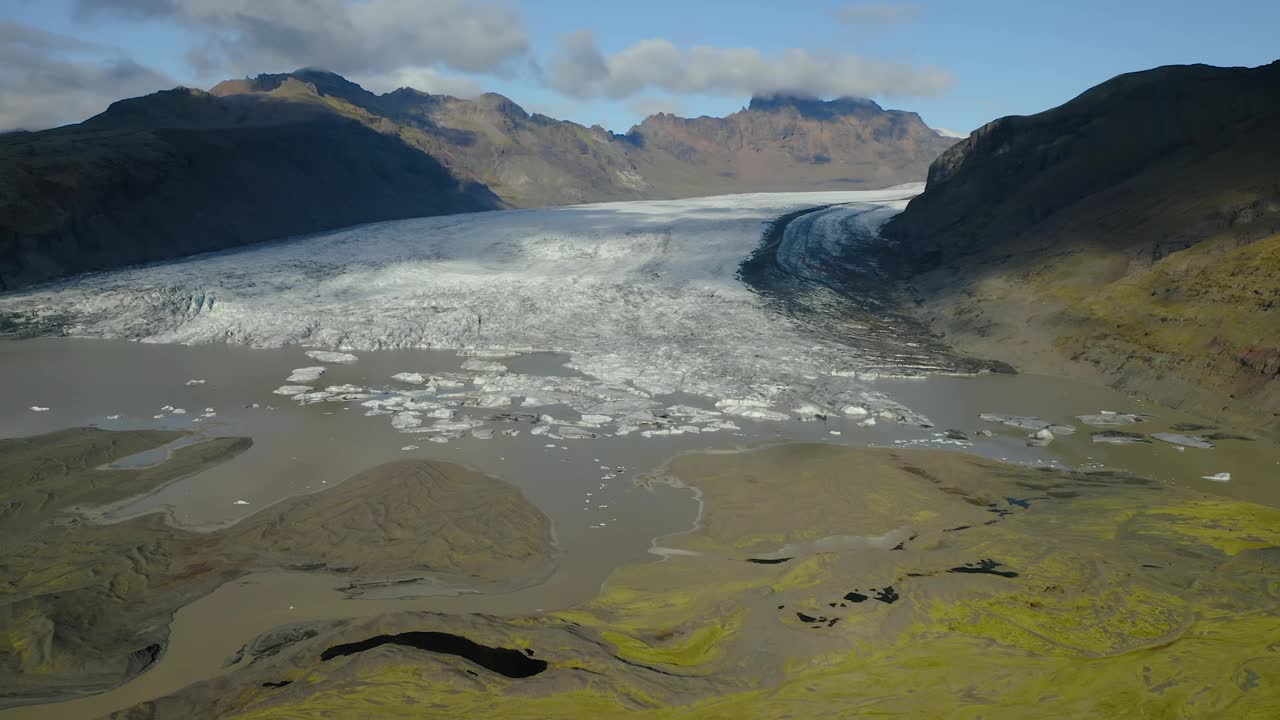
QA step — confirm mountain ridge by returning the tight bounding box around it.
[0,69,955,290]
[883,60,1280,437]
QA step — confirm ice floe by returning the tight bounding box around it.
[1152,433,1215,449]
[304,351,358,364]
[273,385,314,396]
[29,406,49,412]
[1091,431,1151,445]
[287,366,327,383]
[1201,472,1231,482]
[185,379,206,386]
[1076,412,1146,426]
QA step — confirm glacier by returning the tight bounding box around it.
[0,186,982,435]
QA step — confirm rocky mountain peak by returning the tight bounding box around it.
[746,95,885,119]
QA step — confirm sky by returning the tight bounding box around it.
[2,0,1277,134]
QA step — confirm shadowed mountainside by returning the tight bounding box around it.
[0,85,501,292]
[882,61,1280,437]
[0,69,955,290]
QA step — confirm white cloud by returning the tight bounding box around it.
[933,127,969,139]
[547,31,951,101]
[833,3,919,26]
[77,0,529,78]
[0,21,173,131]
[355,67,483,99]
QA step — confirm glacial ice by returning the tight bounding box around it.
[304,351,359,364]
[0,187,968,441]
[287,366,327,383]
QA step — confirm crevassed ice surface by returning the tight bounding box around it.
[1,186,945,430]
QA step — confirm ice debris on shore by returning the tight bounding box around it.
[1091,431,1151,445]
[1152,433,1215,449]
[1076,411,1146,426]
[980,413,1075,435]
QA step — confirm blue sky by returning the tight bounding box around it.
[2,0,1277,133]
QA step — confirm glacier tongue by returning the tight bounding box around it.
[0,188,947,436]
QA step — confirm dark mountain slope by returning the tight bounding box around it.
[882,61,1280,436]
[0,86,499,291]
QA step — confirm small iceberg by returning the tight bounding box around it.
[1152,433,1214,449]
[1201,472,1231,482]
[29,406,50,412]
[287,366,327,383]
[304,350,359,364]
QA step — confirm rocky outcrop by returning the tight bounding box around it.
[882,61,1280,438]
[627,95,954,197]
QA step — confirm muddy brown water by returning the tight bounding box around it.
[1,337,1278,719]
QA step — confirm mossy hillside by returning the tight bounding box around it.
[125,445,1280,719]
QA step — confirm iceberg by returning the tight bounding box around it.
[287,366,327,383]
[304,351,359,364]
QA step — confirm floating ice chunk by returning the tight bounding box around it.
[106,414,122,420]
[185,379,206,386]
[791,403,830,421]
[428,436,450,444]
[152,414,165,419]
[401,445,420,451]
[841,405,869,417]
[274,385,313,395]
[471,394,512,409]
[171,408,187,415]
[29,406,49,412]
[424,407,456,419]
[204,407,215,412]
[1091,431,1150,445]
[732,408,792,421]
[392,372,427,384]
[1153,433,1214,449]
[427,416,485,433]
[1027,428,1054,446]
[1201,472,1231,482]
[293,392,335,405]
[979,414,1075,434]
[287,367,326,383]
[858,416,877,427]
[1077,412,1145,426]
[233,500,250,505]
[716,398,771,411]
[472,428,495,440]
[558,426,599,440]
[829,430,841,435]
[161,405,174,411]
[461,359,507,374]
[581,414,614,425]
[391,412,422,429]
[530,424,549,436]
[305,350,359,364]
[202,412,216,418]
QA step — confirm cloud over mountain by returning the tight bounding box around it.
[546,30,951,101]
